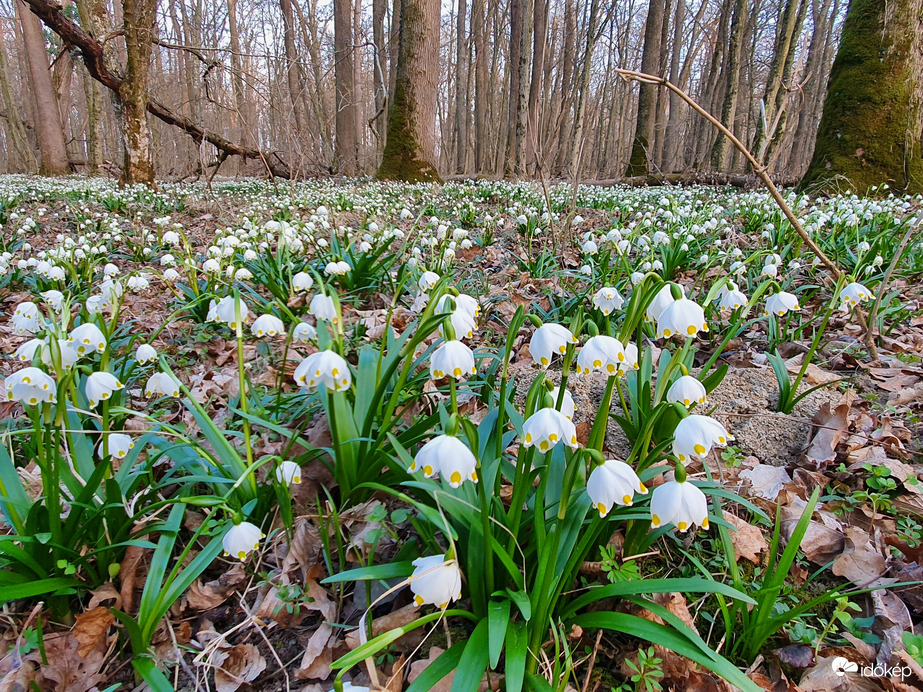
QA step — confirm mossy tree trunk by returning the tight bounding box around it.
[375,0,441,182]
[119,0,157,187]
[626,0,667,176]
[800,0,923,194]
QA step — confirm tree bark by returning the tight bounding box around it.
[471,0,487,171]
[569,0,601,177]
[454,0,468,172]
[662,0,685,170]
[375,0,441,181]
[626,0,667,175]
[119,0,157,186]
[525,0,547,172]
[504,0,522,175]
[18,0,69,175]
[0,20,34,172]
[373,0,388,150]
[800,0,923,193]
[333,0,359,174]
[280,0,309,140]
[552,0,576,174]
[710,0,748,169]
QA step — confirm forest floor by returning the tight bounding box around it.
[0,175,922,692]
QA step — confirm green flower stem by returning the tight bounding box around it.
[587,375,616,452]
[233,292,254,470]
[790,275,846,400]
[614,375,630,423]
[273,322,296,415]
[449,378,459,417]
[505,446,535,555]
[474,454,494,617]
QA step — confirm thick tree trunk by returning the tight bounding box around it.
[333,0,359,174]
[375,0,441,181]
[454,0,468,172]
[800,0,923,193]
[551,0,575,174]
[710,0,748,169]
[119,0,157,186]
[373,0,388,150]
[504,0,522,175]
[280,0,309,141]
[662,0,685,170]
[626,0,667,175]
[569,0,601,177]
[18,0,69,175]
[0,21,34,172]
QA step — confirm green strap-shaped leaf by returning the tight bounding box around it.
[451,618,490,692]
[504,619,527,692]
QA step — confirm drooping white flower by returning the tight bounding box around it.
[409,554,462,609]
[308,293,339,324]
[251,314,285,337]
[222,521,264,561]
[575,336,625,376]
[41,339,78,373]
[718,283,748,311]
[657,298,708,339]
[437,304,477,340]
[127,275,149,291]
[86,371,124,407]
[667,376,707,408]
[430,340,476,380]
[646,284,679,323]
[40,290,64,311]
[764,291,800,316]
[650,480,709,531]
[135,344,157,365]
[530,323,578,368]
[550,386,575,419]
[292,271,314,293]
[5,367,56,405]
[275,461,302,485]
[294,350,351,391]
[411,434,478,487]
[582,240,598,255]
[145,371,181,398]
[15,338,45,363]
[203,258,221,273]
[592,287,625,315]
[587,459,648,517]
[99,433,134,460]
[672,414,732,464]
[622,343,640,372]
[522,407,579,452]
[435,293,479,320]
[839,282,872,310]
[210,296,249,328]
[69,323,107,356]
[419,271,440,291]
[292,322,317,343]
[11,302,41,334]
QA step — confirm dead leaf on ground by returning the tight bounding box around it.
[345,603,420,650]
[804,402,850,469]
[213,644,267,692]
[294,565,339,680]
[408,647,454,692]
[72,607,114,658]
[118,543,147,615]
[740,464,792,501]
[785,355,841,385]
[187,563,247,611]
[780,498,844,564]
[28,632,107,692]
[798,656,883,691]
[723,512,769,564]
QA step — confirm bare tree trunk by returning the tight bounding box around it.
[662,0,684,170]
[454,0,468,172]
[388,0,401,99]
[280,0,308,138]
[626,0,666,175]
[525,0,547,172]
[18,0,69,175]
[119,0,157,186]
[504,0,522,175]
[373,0,388,152]
[334,0,359,173]
[710,0,748,169]
[552,0,575,174]
[0,21,34,171]
[471,0,487,171]
[652,0,672,165]
[569,0,600,176]
[376,0,441,181]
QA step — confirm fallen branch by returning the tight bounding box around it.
[22,0,291,179]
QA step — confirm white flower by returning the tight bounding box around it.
[657,298,708,339]
[839,282,872,309]
[163,268,180,281]
[99,433,134,460]
[69,323,107,356]
[163,230,181,245]
[135,344,157,364]
[430,340,476,380]
[580,264,592,276]
[419,271,440,291]
[41,339,78,373]
[764,291,800,316]
[592,287,624,315]
[222,521,264,561]
[761,263,778,278]
[12,302,41,334]
[275,461,302,485]
[86,371,124,407]
[622,343,639,371]
[103,262,120,277]
[292,271,314,293]
[15,338,45,363]
[145,371,181,398]
[650,480,709,531]
[672,414,732,464]
[127,275,149,291]
[252,314,285,337]
[667,376,707,407]
[411,435,478,487]
[292,322,317,343]
[436,293,479,320]
[409,554,462,609]
[530,323,578,368]
[40,290,64,311]
[438,305,477,340]
[858,240,871,252]
[646,284,679,323]
[575,336,626,376]
[294,350,351,391]
[203,258,221,273]
[587,459,648,516]
[522,407,579,452]
[582,240,598,255]
[550,386,575,419]
[308,294,339,324]
[718,284,748,311]
[5,367,56,405]
[211,296,249,328]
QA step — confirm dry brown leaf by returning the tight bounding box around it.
[804,402,850,469]
[213,644,267,692]
[408,647,455,692]
[780,498,844,564]
[294,566,338,680]
[831,527,891,588]
[119,544,147,614]
[345,603,420,649]
[798,657,883,691]
[29,632,106,692]
[740,464,791,501]
[723,512,769,564]
[87,582,122,610]
[888,383,923,407]
[186,563,247,611]
[72,607,114,658]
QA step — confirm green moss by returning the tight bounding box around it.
[800,0,923,195]
[375,79,443,184]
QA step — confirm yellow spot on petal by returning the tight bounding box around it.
[702,518,710,529]
[540,356,549,366]
[639,483,647,493]
[694,443,707,455]
[237,551,247,560]
[540,441,549,451]
[678,521,688,530]
[623,494,632,505]
[414,595,425,606]
[652,514,661,527]
[525,433,533,443]
[593,359,602,367]
[423,465,434,475]
[597,502,608,516]
[450,471,462,485]
[686,325,697,335]
[663,329,671,337]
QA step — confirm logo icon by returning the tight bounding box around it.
[832,657,859,676]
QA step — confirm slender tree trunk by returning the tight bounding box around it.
[525,0,547,172]
[333,0,359,173]
[552,0,576,174]
[626,0,667,175]
[505,0,522,175]
[0,21,34,171]
[373,0,388,151]
[119,0,157,186]
[471,0,487,171]
[662,0,684,170]
[569,0,600,176]
[710,0,748,169]
[19,0,69,175]
[376,0,441,181]
[801,0,923,193]
[454,0,468,172]
[280,0,308,137]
